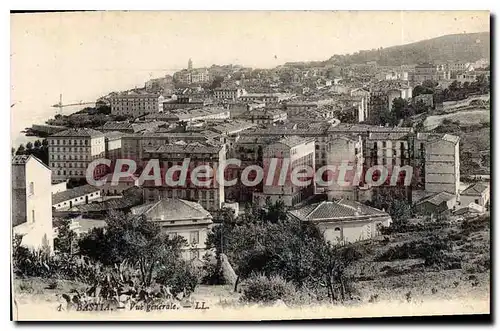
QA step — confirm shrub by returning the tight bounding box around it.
[375,236,452,262]
[241,274,296,304]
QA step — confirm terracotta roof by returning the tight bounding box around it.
[461,182,489,196]
[52,184,101,205]
[131,198,212,222]
[289,199,389,222]
[98,121,133,131]
[275,136,314,148]
[144,141,222,154]
[50,128,104,138]
[416,191,456,206]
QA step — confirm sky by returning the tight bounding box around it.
[10,11,489,145]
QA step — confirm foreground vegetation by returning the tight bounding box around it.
[13,200,490,311]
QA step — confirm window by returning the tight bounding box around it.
[190,231,199,245]
[382,141,386,148]
[475,199,479,204]
[334,227,341,231]
[28,182,34,195]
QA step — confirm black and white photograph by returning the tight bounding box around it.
[9,10,491,321]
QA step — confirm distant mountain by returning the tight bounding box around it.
[328,32,490,66]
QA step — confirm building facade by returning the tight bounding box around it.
[254,136,316,207]
[12,155,54,253]
[48,128,107,183]
[141,142,226,211]
[289,199,392,244]
[131,198,213,261]
[110,92,161,117]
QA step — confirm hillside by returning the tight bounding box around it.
[328,32,490,66]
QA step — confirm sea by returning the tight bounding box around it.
[10,70,176,148]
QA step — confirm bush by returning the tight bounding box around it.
[375,236,451,262]
[241,274,296,304]
[156,260,201,297]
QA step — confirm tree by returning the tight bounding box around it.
[16,144,25,155]
[54,218,77,254]
[26,142,33,152]
[34,140,42,149]
[78,210,187,286]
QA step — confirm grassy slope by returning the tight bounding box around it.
[347,215,490,303]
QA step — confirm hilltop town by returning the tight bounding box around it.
[12,34,490,312]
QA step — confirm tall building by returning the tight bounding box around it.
[141,142,226,212]
[12,155,54,253]
[415,133,460,197]
[254,136,316,207]
[109,92,161,117]
[48,128,107,183]
[188,58,193,71]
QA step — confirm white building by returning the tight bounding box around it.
[415,133,460,197]
[49,128,107,183]
[289,200,391,245]
[254,136,315,207]
[459,182,490,212]
[213,88,246,101]
[131,198,214,261]
[110,92,161,117]
[52,184,102,210]
[12,155,54,253]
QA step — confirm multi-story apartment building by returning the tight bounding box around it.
[324,134,363,201]
[121,131,209,163]
[369,84,412,113]
[162,97,206,111]
[141,142,226,211]
[12,155,54,252]
[362,130,460,202]
[104,131,123,170]
[412,63,438,83]
[110,92,161,117]
[213,88,247,101]
[254,136,316,207]
[48,128,106,183]
[173,68,211,85]
[226,135,280,202]
[414,133,460,197]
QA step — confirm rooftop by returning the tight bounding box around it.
[416,191,456,206]
[131,198,212,222]
[98,121,133,131]
[289,199,389,222]
[50,128,104,138]
[52,184,101,205]
[144,141,223,154]
[12,154,50,170]
[417,132,460,144]
[103,131,125,140]
[276,135,315,148]
[461,182,490,196]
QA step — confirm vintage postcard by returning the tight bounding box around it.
[10,10,491,321]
